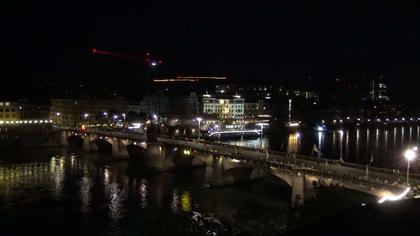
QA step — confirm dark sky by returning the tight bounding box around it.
[2,2,420,99]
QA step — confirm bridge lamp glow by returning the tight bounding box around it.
[405,149,416,186]
[317,126,323,132]
[378,187,411,204]
[103,112,108,116]
[183,149,191,156]
[83,113,89,119]
[405,149,416,161]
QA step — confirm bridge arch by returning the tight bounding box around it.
[126,143,147,160]
[67,134,83,148]
[93,138,113,155]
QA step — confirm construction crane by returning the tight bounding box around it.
[90,48,163,67]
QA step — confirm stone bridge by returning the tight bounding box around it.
[50,129,420,206]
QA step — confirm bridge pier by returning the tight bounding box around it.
[58,130,69,146]
[82,134,98,152]
[207,155,265,186]
[111,139,129,158]
[291,173,305,207]
[144,143,174,170]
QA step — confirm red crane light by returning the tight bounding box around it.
[90,48,163,66]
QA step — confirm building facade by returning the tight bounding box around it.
[369,79,390,101]
[0,101,18,121]
[202,95,244,119]
[50,96,129,127]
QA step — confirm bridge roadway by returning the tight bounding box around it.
[61,128,420,200]
[160,137,420,194]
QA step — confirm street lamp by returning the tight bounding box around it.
[196,117,202,140]
[83,113,89,119]
[404,148,416,186]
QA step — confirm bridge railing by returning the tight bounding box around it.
[58,127,420,183]
[224,154,409,192]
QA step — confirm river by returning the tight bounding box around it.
[0,146,376,235]
[223,125,420,172]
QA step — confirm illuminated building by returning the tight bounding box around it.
[202,95,244,119]
[0,101,18,121]
[369,79,390,101]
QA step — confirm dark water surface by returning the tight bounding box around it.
[0,148,298,235]
[224,125,420,172]
[0,144,378,236]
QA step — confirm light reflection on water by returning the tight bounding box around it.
[223,125,420,170]
[0,149,290,234]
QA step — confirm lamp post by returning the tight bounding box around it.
[196,117,202,141]
[256,123,265,149]
[122,113,126,131]
[404,148,416,186]
[256,123,264,138]
[153,114,158,137]
[56,112,61,126]
[83,113,89,126]
[339,130,344,162]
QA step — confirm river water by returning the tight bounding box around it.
[0,148,299,235]
[0,136,379,235]
[224,125,420,172]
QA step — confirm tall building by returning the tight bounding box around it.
[369,78,390,101]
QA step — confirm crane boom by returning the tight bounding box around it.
[90,48,162,66]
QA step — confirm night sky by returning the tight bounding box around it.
[2,2,420,100]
